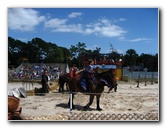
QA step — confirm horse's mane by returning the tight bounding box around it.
[95,70,114,78]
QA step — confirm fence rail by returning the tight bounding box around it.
[123,71,158,79]
[23,112,158,121]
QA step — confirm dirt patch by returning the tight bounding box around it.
[8,81,159,121]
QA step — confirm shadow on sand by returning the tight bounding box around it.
[55,103,96,111]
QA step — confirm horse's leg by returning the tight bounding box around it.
[59,82,65,92]
[83,94,94,110]
[96,95,102,111]
[66,83,69,91]
[114,83,118,92]
[62,82,64,92]
[68,93,75,109]
[58,83,62,92]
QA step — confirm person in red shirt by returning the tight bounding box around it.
[70,64,77,78]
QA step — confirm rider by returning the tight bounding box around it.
[70,64,77,78]
[85,59,95,92]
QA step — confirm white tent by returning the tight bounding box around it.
[66,64,70,73]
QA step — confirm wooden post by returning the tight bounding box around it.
[151,73,154,85]
[145,74,147,86]
[137,74,140,88]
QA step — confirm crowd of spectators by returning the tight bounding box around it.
[10,64,64,80]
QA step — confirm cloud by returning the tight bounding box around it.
[129,38,153,42]
[68,12,83,18]
[45,18,83,33]
[8,8,45,31]
[45,18,68,28]
[9,8,127,39]
[85,18,127,37]
[119,18,127,21]
[17,38,28,42]
[45,17,127,38]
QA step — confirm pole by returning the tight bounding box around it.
[137,74,140,88]
[145,74,147,86]
[144,68,147,86]
[69,90,72,120]
[151,72,154,85]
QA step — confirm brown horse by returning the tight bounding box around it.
[8,96,23,120]
[58,73,70,92]
[68,70,116,111]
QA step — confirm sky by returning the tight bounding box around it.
[2,1,165,127]
[8,8,159,55]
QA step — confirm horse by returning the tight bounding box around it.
[67,69,116,111]
[8,96,23,120]
[58,73,70,92]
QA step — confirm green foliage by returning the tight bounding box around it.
[8,36,158,71]
[123,49,158,71]
[8,36,69,67]
[123,49,138,67]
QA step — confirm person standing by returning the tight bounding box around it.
[41,69,50,94]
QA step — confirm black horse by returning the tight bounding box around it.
[68,70,116,111]
[58,73,70,92]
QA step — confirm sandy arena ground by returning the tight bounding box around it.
[8,81,159,121]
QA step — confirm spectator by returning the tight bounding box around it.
[41,69,50,95]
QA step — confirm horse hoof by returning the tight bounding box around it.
[97,108,102,111]
[83,106,89,110]
[72,105,75,109]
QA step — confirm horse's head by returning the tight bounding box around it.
[99,70,117,91]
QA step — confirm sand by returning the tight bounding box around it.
[8,81,159,121]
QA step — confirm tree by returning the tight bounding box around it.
[69,42,86,68]
[123,49,138,68]
[138,53,158,71]
[59,46,71,63]
[109,43,122,62]
[69,45,77,58]
[46,47,64,63]
[8,37,69,66]
[27,38,50,63]
[8,37,27,67]
[110,51,121,62]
